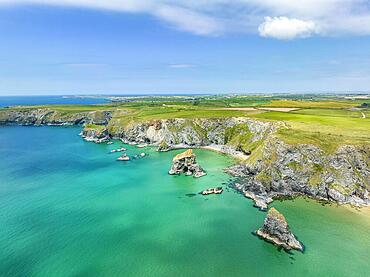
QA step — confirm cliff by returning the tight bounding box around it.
[109,117,279,157]
[226,137,370,209]
[0,108,112,126]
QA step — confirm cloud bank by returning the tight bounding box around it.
[1,0,370,39]
[258,16,319,39]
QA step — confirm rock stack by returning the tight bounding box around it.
[168,149,206,178]
[256,208,303,252]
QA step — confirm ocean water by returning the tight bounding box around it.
[0,96,109,107]
[0,126,369,277]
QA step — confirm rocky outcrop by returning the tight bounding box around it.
[169,149,206,178]
[81,125,109,143]
[256,208,303,252]
[0,108,112,126]
[227,138,370,208]
[157,140,171,152]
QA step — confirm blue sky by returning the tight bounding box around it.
[0,1,370,95]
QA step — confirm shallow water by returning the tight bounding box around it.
[0,126,369,276]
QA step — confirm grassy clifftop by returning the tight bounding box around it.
[1,95,369,153]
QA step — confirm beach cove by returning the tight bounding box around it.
[0,126,369,276]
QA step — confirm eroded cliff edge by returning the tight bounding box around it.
[226,138,370,209]
[1,107,369,208]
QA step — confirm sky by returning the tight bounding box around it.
[0,1,370,95]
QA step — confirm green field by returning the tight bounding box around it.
[2,94,369,152]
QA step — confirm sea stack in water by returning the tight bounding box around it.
[256,208,303,252]
[168,149,206,178]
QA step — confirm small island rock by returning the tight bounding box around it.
[168,149,206,178]
[256,208,303,252]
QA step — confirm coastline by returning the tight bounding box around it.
[154,142,250,161]
[201,144,249,160]
[342,202,370,215]
[2,107,369,210]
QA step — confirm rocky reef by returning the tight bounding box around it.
[256,208,303,252]
[168,149,206,178]
[227,138,370,209]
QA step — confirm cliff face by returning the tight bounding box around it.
[0,108,112,126]
[227,138,370,208]
[110,117,278,152]
[0,108,276,156]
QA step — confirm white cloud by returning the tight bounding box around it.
[0,0,222,35]
[1,0,370,39]
[258,16,319,39]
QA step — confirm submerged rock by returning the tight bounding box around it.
[168,149,206,178]
[117,154,130,161]
[137,143,148,148]
[256,208,303,252]
[201,187,223,195]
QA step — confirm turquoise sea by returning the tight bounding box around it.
[0,126,369,276]
[0,96,109,108]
